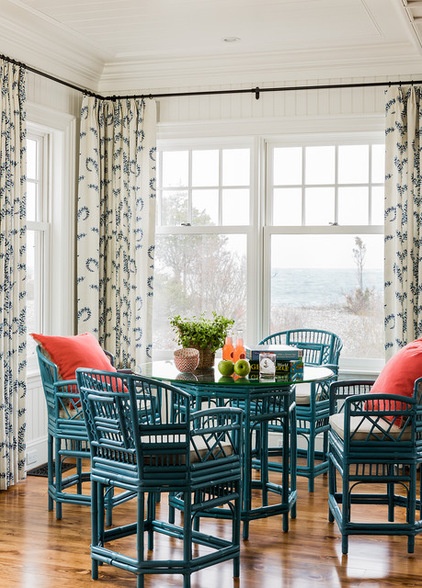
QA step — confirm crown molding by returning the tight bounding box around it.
[0,6,103,91]
[98,45,422,95]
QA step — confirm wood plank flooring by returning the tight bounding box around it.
[0,467,421,588]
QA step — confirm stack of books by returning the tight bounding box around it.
[245,344,304,381]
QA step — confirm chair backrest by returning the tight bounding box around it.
[409,377,422,453]
[36,344,114,434]
[329,379,375,415]
[76,369,243,489]
[330,379,422,454]
[260,328,343,371]
[36,345,87,434]
[340,392,419,455]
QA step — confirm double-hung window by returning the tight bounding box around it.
[26,131,49,373]
[265,138,384,371]
[153,141,255,357]
[154,134,385,373]
[26,111,75,375]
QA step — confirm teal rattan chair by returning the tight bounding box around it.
[328,378,422,554]
[76,368,243,588]
[259,328,342,491]
[36,345,133,522]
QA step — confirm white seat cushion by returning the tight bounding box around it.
[295,383,311,405]
[329,413,410,441]
[139,434,234,464]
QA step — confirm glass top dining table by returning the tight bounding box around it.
[138,359,333,389]
[137,359,334,539]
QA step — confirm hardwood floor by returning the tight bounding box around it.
[1,467,421,588]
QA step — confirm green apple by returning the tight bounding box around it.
[233,359,251,377]
[218,359,235,376]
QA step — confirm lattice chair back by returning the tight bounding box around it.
[260,328,343,370]
[336,394,417,450]
[36,345,87,440]
[329,379,375,416]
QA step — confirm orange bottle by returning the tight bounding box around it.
[222,335,235,361]
[233,331,246,362]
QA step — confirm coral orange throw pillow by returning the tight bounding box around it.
[367,337,422,425]
[31,332,116,381]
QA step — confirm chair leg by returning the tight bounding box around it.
[307,430,315,493]
[183,490,192,588]
[232,495,241,578]
[259,423,269,506]
[137,491,145,588]
[328,457,335,523]
[341,472,351,555]
[76,450,83,494]
[168,496,176,524]
[105,486,114,527]
[55,438,62,520]
[47,434,54,512]
[387,478,395,522]
[147,492,155,551]
[341,533,349,555]
[91,479,99,581]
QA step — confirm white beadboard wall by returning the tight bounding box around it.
[156,77,387,138]
[24,73,388,468]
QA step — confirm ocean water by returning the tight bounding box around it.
[271,268,383,307]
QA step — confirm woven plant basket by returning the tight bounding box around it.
[192,346,215,370]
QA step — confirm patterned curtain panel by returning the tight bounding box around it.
[77,96,156,369]
[0,59,27,489]
[384,85,422,358]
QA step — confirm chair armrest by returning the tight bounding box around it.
[52,379,79,398]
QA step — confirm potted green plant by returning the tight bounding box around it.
[170,312,235,369]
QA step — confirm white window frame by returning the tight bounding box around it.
[26,130,50,372]
[263,132,385,374]
[26,104,76,377]
[156,122,385,375]
[155,136,261,350]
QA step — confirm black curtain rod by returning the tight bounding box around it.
[2,52,422,100]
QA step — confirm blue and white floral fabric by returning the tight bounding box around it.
[384,85,422,358]
[77,97,156,369]
[0,59,27,489]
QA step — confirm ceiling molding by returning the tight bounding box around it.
[0,6,103,90]
[98,48,422,95]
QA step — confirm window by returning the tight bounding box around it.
[26,132,49,373]
[266,141,384,370]
[26,109,76,375]
[154,136,384,372]
[153,143,254,357]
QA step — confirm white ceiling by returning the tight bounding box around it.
[1,0,422,95]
